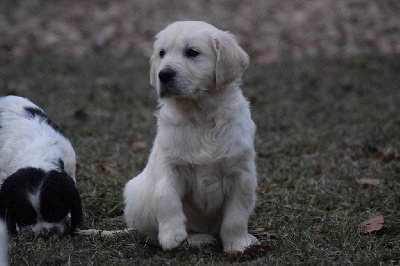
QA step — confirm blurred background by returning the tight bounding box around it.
[1,0,399,63]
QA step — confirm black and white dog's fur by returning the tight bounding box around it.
[0,96,82,239]
[0,220,7,266]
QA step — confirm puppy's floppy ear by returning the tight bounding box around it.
[0,184,7,220]
[0,180,17,234]
[67,185,82,235]
[42,170,83,235]
[213,31,250,88]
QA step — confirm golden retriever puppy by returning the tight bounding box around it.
[124,21,258,252]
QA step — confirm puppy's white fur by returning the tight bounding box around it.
[124,21,258,252]
[0,96,80,238]
[0,96,76,183]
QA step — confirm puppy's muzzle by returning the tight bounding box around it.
[159,67,176,83]
[158,67,178,98]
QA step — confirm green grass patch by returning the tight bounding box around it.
[1,52,399,264]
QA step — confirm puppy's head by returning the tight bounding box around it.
[150,21,249,99]
[0,167,82,239]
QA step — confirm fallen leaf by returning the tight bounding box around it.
[372,151,395,162]
[360,213,384,233]
[255,232,278,239]
[253,228,265,233]
[372,151,384,160]
[363,144,396,163]
[262,186,270,193]
[356,178,381,186]
[101,165,120,175]
[382,152,395,163]
[128,139,148,149]
[253,228,278,239]
[227,245,271,263]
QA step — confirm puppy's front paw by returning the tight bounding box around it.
[246,234,260,246]
[158,227,188,250]
[223,234,260,252]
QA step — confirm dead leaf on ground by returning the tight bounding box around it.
[227,244,272,263]
[363,144,396,163]
[128,139,148,149]
[92,158,120,175]
[356,178,381,186]
[101,165,120,175]
[373,151,395,163]
[360,213,384,233]
[253,228,278,239]
[253,228,265,233]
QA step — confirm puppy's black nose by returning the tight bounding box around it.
[158,68,175,83]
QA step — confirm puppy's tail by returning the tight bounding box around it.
[0,219,8,266]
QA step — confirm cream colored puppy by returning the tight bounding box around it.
[124,21,258,252]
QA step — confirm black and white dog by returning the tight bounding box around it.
[0,96,82,239]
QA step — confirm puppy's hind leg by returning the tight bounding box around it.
[124,173,159,242]
[220,169,259,252]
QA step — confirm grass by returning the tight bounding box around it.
[1,51,400,265]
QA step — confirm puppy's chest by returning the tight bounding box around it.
[159,119,230,164]
[179,164,226,213]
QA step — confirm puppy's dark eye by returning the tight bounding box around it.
[159,50,166,58]
[185,48,200,58]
